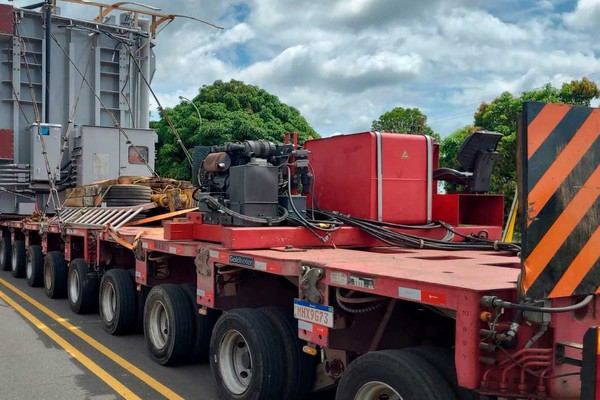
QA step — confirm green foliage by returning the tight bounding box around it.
[372,107,441,142]
[153,80,318,180]
[437,77,599,222]
[439,126,473,169]
[472,77,599,202]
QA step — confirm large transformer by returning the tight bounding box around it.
[0,4,157,214]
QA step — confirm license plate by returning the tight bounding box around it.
[293,299,334,328]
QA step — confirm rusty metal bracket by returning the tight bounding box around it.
[300,265,324,303]
[195,248,211,277]
[134,239,145,261]
[556,342,583,367]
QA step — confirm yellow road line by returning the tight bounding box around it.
[0,278,185,400]
[0,289,141,400]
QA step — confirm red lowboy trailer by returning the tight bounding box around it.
[1,101,599,400]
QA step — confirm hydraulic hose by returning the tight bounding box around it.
[481,294,594,313]
[200,195,288,225]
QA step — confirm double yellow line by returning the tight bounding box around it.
[0,277,184,400]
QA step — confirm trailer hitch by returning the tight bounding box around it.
[300,265,324,303]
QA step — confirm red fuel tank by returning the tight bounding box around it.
[306,132,433,224]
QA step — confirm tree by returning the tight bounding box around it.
[152,80,318,180]
[472,77,599,202]
[371,107,441,142]
[438,126,476,169]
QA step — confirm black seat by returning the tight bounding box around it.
[433,130,503,193]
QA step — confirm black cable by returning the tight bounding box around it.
[343,214,441,230]
[316,210,520,252]
[286,215,331,243]
[285,166,343,233]
[200,195,288,225]
[192,188,201,202]
[335,288,386,314]
[482,294,594,313]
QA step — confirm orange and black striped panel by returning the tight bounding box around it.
[520,101,600,299]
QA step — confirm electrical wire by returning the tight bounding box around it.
[199,195,288,225]
[315,210,520,252]
[284,166,343,235]
[335,288,386,314]
[483,294,594,313]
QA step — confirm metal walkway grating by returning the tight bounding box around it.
[53,204,154,229]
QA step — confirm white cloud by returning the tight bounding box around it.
[564,0,600,29]
[3,0,596,139]
[537,0,555,9]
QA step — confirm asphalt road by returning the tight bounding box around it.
[0,269,336,400]
[0,268,220,400]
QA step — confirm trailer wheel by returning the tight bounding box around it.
[144,284,194,366]
[336,350,457,400]
[180,283,219,363]
[67,259,98,314]
[11,240,26,278]
[0,236,11,271]
[210,308,285,400]
[45,251,67,299]
[259,307,315,400]
[405,346,480,400]
[26,245,44,287]
[100,269,136,335]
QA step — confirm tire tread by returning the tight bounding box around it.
[100,269,136,335]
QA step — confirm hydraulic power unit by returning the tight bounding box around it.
[306,132,433,224]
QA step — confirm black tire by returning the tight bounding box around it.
[405,346,480,400]
[26,245,44,287]
[127,269,147,334]
[136,284,150,334]
[143,284,194,366]
[100,269,137,335]
[336,350,457,400]
[11,240,26,278]
[0,236,12,271]
[67,258,99,314]
[180,283,220,363]
[210,308,286,400]
[259,307,315,400]
[44,251,67,299]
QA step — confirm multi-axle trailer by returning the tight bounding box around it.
[1,101,599,400]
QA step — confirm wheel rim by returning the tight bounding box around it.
[26,254,33,280]
[148,300,169,350]
[101,281,116,323]
[11,247,17,272]
[355,381,403,400]
[218,329,253,395]
[69,268,80,304]
[44,261,52,290]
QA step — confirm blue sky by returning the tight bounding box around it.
[5,0,600,137]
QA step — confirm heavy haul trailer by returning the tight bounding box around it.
[0,101,599,400]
